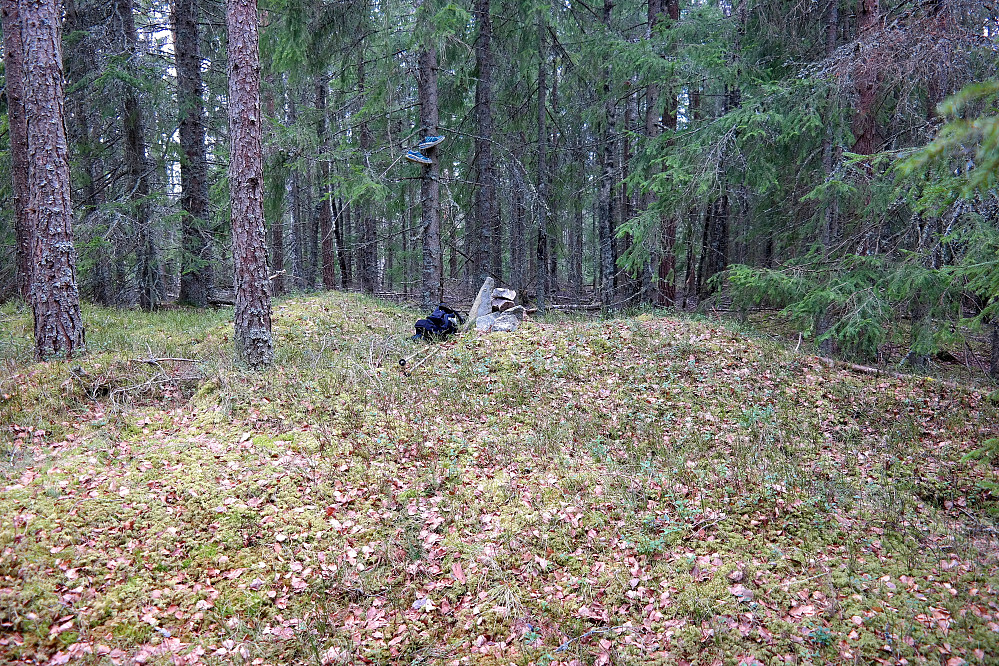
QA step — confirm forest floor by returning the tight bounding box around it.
[2,292,999,666]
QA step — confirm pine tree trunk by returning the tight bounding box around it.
[21,0,85,358]
[174,0,213,306]
[536,11,550,312]
[114,0,158,309]
[2,0,30,301]
[418,44,442,308]
[227,0,273,368]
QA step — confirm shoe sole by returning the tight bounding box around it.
[405,155,432,165]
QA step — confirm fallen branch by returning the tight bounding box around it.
[554,626,634,653]
[133,358,198,365]
[816,357,964,391]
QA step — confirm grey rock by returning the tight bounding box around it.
[476,312,520,333]
[492,287,517,301]
[474,312,499,332]
[490,314,521,332]
[505,305,527,321]
[463,277,495,330]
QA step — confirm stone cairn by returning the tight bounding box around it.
[463,277,527,333]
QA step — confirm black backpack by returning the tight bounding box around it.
[412,303,465,340]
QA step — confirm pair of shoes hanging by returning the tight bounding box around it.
[405,135,445,164]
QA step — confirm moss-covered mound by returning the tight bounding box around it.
[2,293,997,665]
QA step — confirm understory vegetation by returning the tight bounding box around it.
[2,293,998,665]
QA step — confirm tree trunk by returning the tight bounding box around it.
[536,12,550,311]
[2,0,29,301]
[852,0,882,155]
[174,0,214,306]
[418,44,442,308]
[474,0,497,285]
[648,0,679,306]
[263,75,284,296]
[820,0,840,249]
[227,0,273,368]
[114,0,158,309]
[510,140,527,297]
[314,81,336,290]
[357,54,378,293]
[990,319,999,380]
[286,85,305,290]
[22,0,85,358]
[598,0,616,310]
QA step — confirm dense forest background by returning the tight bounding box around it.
[2,0,999,368]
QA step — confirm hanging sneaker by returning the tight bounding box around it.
[405,149,432,165]
[418,135,445,150]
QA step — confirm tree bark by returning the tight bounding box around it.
[227,0,273,368]
[536,10,550,311]
[418,44,442,308]
[21,0,85,358]
[474,0,497,285]
[114,0,159,309]
[174,0,214,306]
[2,0,29,301]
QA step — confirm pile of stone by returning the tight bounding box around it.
[464,277,527,333]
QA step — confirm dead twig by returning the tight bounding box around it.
[132,358,198,365]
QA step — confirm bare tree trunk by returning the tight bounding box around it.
[174,0,213,306]
[990,320,999,380]
[648,0,679,306]
[22,0,85,358]
[263,75,284,296]
[418,44,442,308]
[285,85,305,290]
[820,0,839,250]
[2,0,29,301]
[303,160,317,289]
[852,0,882,155]
[598,0,616,310]
[536,10,550,311]
[314,81,336,290]
[474,0,497,285]
[357,53,378,293]
[227,0,273,368]
[510,140,527,297]
[340,200,352,287]
[114,0,158,309]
